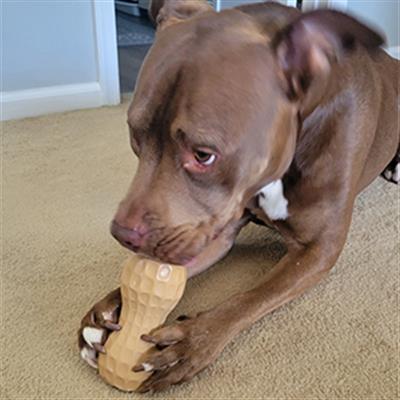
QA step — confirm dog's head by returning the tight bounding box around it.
[111,0,383,271]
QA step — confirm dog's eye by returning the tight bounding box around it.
[194,150,216,166]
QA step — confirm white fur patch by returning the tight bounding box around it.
[258,180,289,221]
[102,310,114,321]
[83,327,104,348]
[142,362,154,372]
[80,347,98,369]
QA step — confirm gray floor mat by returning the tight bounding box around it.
[117,12,155,46]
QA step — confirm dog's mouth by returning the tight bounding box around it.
[157,230,236,278]
[114,219,235,269]
[111,219,220,267]
[112,207,250,273]
[133,215,248,273]
[150,224,218,267]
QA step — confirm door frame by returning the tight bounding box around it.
[93,0,120,105]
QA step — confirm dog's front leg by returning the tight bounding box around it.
[135,239,345,393]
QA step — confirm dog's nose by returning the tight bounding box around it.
[110,220,147,252]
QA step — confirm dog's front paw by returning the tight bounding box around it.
[134,311,229,393]
[78,288,121,369]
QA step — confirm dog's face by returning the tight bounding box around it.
[111,1,384,273]
[112,4,298,270]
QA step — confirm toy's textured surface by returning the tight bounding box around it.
[98,255,187,391]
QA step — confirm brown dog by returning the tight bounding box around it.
[79,0,399,392]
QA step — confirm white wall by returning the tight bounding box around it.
[1,0,120,121]
[216,0,297,10]
[303,0,399,58]
[2,1,98,92]
[346,0,399,50]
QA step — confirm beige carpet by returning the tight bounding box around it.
[2,100,399,399]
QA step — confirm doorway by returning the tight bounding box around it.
[111,0,302,96]
[114,1,155,94]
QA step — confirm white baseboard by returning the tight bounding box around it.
[386,46,400,60]
[0,82,104,121]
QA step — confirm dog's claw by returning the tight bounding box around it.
[140,334,158,344]
[132,362,154,373]
[134,310,227,392]
[103,321,121,331]
[93,342,106,354]
[78,288,122,369]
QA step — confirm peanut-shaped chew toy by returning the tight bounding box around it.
[98,255,187,392]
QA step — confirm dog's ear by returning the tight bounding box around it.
[149,0,212,29]
[273,9,385,100]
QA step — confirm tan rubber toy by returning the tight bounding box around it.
[98,255,187,392]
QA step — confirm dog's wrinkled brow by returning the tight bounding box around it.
[170,128,221,153]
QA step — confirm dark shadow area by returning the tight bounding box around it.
[116,9,154,93]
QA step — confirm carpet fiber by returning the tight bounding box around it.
[2,100,398,399]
